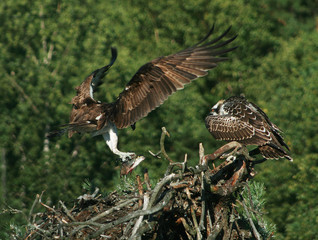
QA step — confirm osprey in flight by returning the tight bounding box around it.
[49,25,237,172]
[205,96,292,161]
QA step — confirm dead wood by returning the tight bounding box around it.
[23,128,270,240]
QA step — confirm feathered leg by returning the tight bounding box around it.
[101,123,144,174]
[102,124,135,160]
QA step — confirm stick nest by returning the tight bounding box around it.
[24,128,268,240]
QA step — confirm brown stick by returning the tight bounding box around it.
[144,169,152,190]
[160,127,173,163]
[204,141,242,162]
[28,194,40,223]
[199,143,206,231]
[90,191,175,239]
[137,175,144,208]
[130,193,150,238]
[59,200,76,222]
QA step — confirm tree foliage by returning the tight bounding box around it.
[0,0,317,239]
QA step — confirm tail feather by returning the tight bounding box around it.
[259,144,293,161]
[47,122,97,139]
[46,128,68,138]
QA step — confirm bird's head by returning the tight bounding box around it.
[75,47,118,100]
[209,99,225,115]
[90,47,117,88]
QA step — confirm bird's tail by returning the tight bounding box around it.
[47,122,96,139]
[46,126,69,138]
[259,144,293,161]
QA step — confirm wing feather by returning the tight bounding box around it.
[205,115,255,141]
[112,26,237,128]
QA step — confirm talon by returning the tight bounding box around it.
[120,155,145,175]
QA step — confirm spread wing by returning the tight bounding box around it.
[71,47,117,105]
[111,25,237,129]
[205,102,272,145]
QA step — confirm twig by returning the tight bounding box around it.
[204,141,242,162]
[38,191,55,213]
[178,217,195,239]
[131,221,157,239]
[120,219,135,239]
[160,127,173,163]
[28,194,40,223]
[234,220,245,240]
[130,193,150,239]
[144,169,152,190]
[68,221,103,227]
[70,197,140,235]
[224,206,235,240]
[199,143,205,166]
[199,143,206,231]
[190,205,202,240]
[136,175,144,208]
[90,197,139,222]
[185,188,198,209]
[59,201,76,222]
[90,190,175,239]
[183,153,188,172]
[170,182,189,189]
[206,209,213,236]
[209,202,226,240]
[31,224,52,237]
[147,173,177,209]
[148,150,161,158]
[185,187,202,239]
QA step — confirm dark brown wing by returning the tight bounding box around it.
[205,114,256,142]
[111,25,237,129]
[205,101,272,145]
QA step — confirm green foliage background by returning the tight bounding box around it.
[0,0,317,238]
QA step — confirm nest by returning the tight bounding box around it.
[24,128,268,240]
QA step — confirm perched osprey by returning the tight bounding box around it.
[205,96,293,161]
[49,25,237,172]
